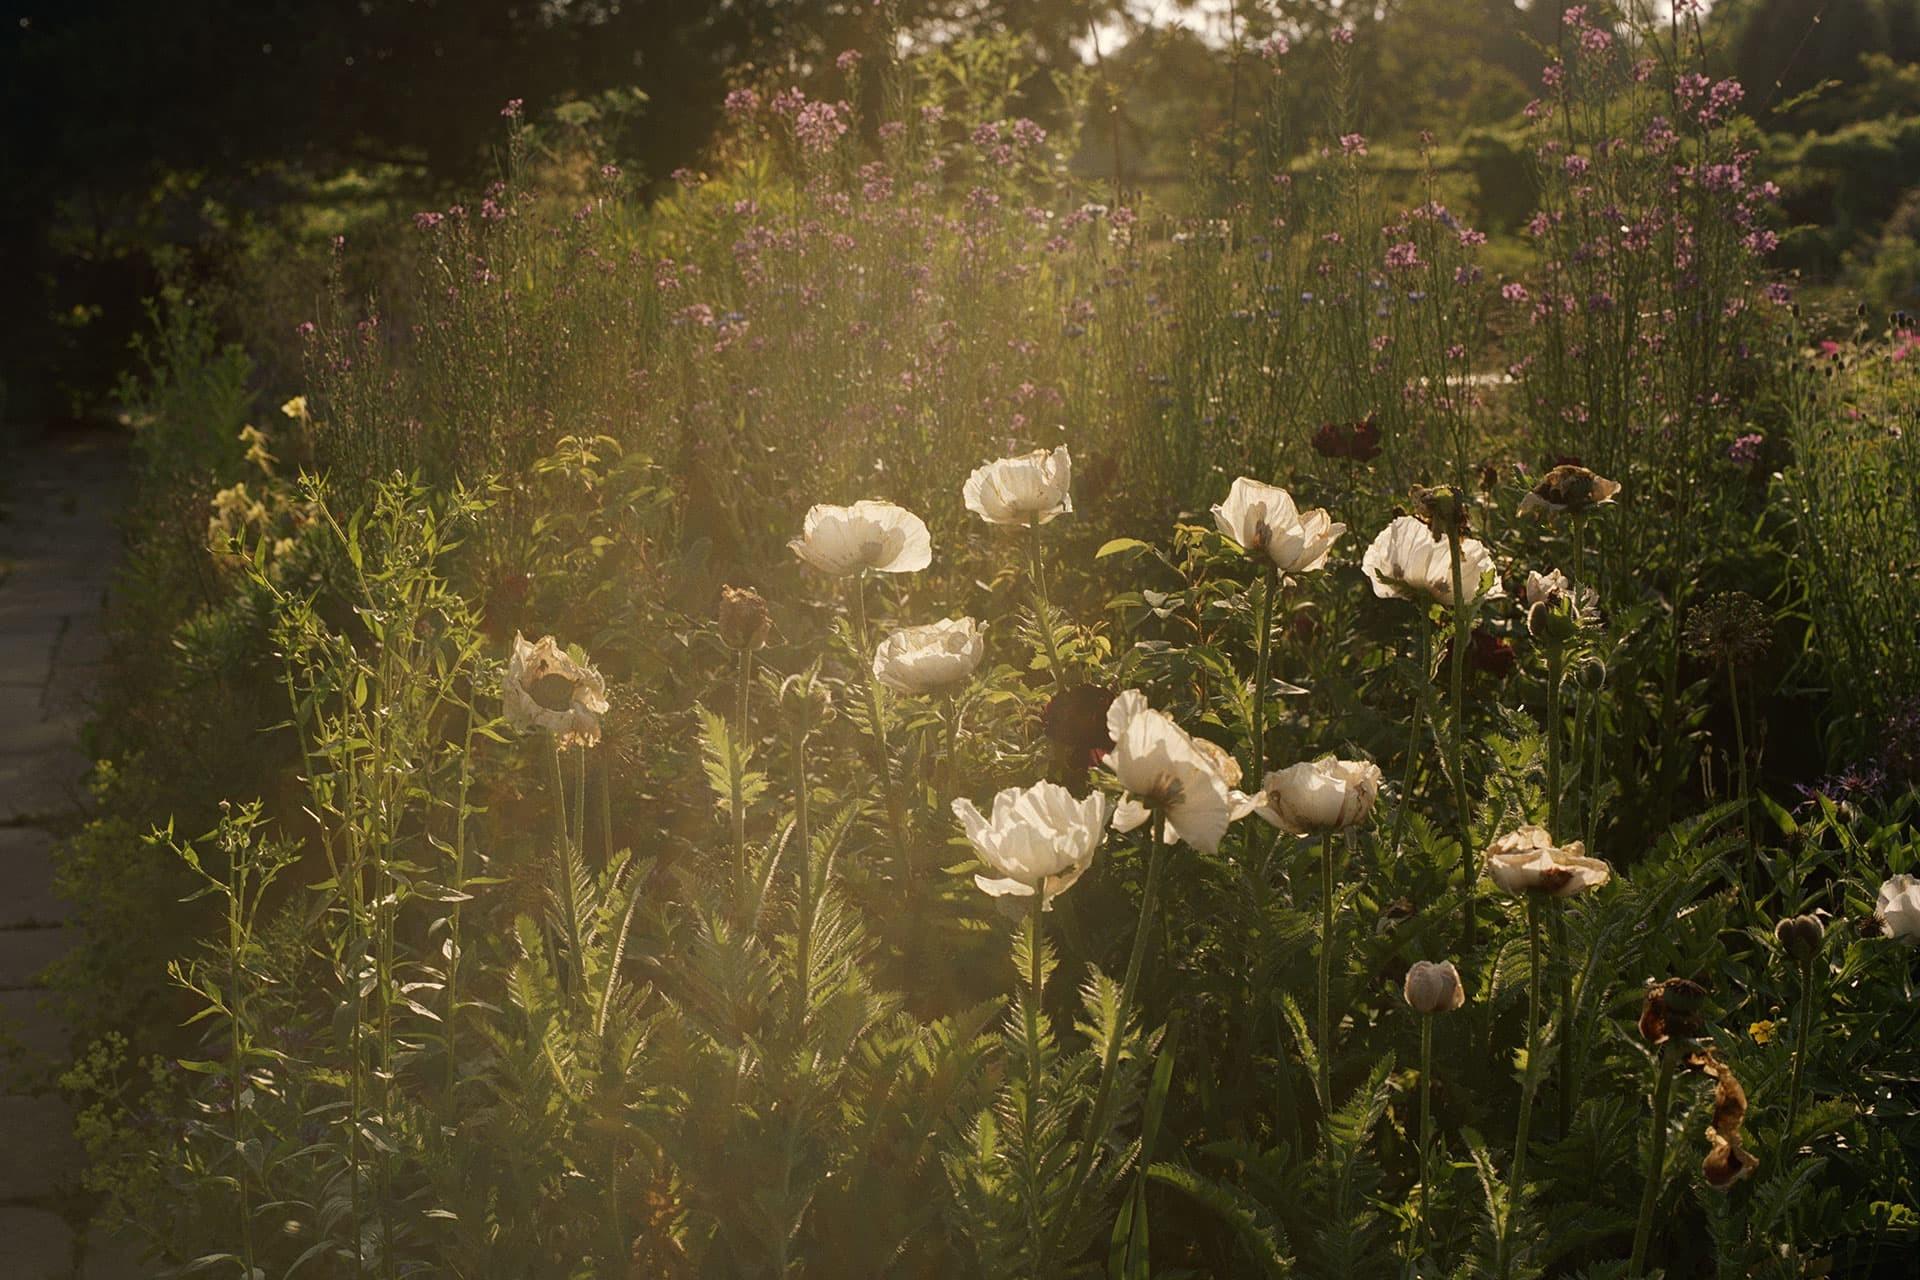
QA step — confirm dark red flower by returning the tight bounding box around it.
[1312,414,1382,462]
[1468,627,1517,678]
[1042,684,1118,767]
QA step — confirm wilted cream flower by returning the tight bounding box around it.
[1523,569,1570,608]
[1520,464,1621,518]
[962,446,1073,526]
[789,500,932,576]
[1362,515,1504,608]
[503,632,610,749]
[1484,825,1611,897]
[1877,874,1920,942]
[1257,758,1382,834]
[953,781,1110,907]
[1403,960,1466,1014]
[872,617,985,695]
[1106,694,1244,854]
[1211,477,1345,575]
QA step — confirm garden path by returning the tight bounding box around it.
[0,427,147,1278]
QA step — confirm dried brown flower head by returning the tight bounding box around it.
[1638,977,1710,1045]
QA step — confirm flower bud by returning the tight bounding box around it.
[1774,914,1824,964]
[779,668,834,729]
[1410,483,1469,536]
[717,584,771,652]
[1403,960,1466,1015]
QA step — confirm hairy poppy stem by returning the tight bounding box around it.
[1445,531,1477,953]
[1416,1012,1435,1264]
[1628,1044,1680,1277]
[1251,563,1279,784]
[1044,813,1167,1271]
[1028,522,1070,695]
[850,573,913,885]
[1496,895,1544,1280]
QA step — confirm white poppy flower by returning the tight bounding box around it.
[1105,687,1152,742]
[1484,825,1612,897]
[962,446,1073,526]
[789,500,933,576]
[953,781,1110,907]
[872,617,986,695]
[1107,705,1242,854]
[1257,758,1383,834]
[503,633,611,749]
[1523,569,1571,608]
[1212,477,1345,575]
[1877,874,1920,942]
[1362,515,1504,608]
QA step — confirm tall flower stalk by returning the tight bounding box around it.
[849,572,913,882]
[1445,526,1477,949]
[1496,896,1545,1280]
[1044,813,1168,1271]
[1403,959,1465,1263]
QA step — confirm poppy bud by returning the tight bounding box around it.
[779,668,834,729]
[1403,960,1466,1014]
[1774,914,1824,964]
[717,584,771,652]
[1410,483,1469,536]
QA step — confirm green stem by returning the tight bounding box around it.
[1782,958,1817,1159]
[1417,1012,1435,1265]
[1026,890,1046,1149]
[1497,897,1544,1280]
[850,574,913,885]
[1251,564,1279,785]
[1044,813,1168,1271]
[730,645,753,915]
[1029,521,1070,695]
[548,744,584,996]
[1552,903,1575,1138]
[939,692,960,818]
[1446,532,1477,953]
[1547,647,1564,839]
[1390,612,1433,861]
[792,718,814,1032]
[1317,831,1343,1111]
[1727,662,1754,877]
[1628,1046,1680,1277]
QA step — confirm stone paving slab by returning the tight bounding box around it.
[0,428,128,1278]
[81,1219,151,1279]
[0,927,75,990]
[0,1206,75,1279]
[0,1094,84,1199]
[0,989,72,1065]
[0,829,67,927]
[0,748,92,824]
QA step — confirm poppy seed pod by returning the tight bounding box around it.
[1403,960,1466,1014]
[717,584,771,652]
[1774,914,1825,964]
